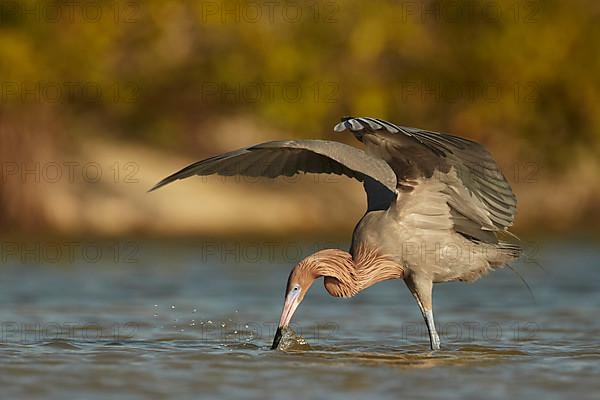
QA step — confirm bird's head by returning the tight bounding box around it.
[271,249,355,349]
[271,261,318,349]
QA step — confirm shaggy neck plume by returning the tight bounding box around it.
[299,247,405,298]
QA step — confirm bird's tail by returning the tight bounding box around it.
[497,241,537,302]
[497,241,522,261]
[494,229,522,263]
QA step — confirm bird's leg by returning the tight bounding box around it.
[404,276,440,351]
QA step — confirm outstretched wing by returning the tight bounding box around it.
[334,117,517,243]
[150,139,398,211]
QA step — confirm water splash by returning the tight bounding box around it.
[276,326,311,351]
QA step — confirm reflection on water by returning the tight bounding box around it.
[0,240,599,399]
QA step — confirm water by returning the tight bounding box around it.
[0,239,598,399]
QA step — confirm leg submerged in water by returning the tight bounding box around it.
[405,275,440,350]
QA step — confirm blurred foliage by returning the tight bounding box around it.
[1,0,599,164]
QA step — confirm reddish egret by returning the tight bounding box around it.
[150,117,520,350]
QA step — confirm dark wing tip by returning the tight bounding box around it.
[148,156,218,193]
[147,177,173,192]
[148,166,195,192]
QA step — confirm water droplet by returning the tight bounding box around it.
[207,320,213,324]
[170,305,176,310]
[192,308,197,313]
[221,323,225,328]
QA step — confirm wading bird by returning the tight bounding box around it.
[150,117,519,351]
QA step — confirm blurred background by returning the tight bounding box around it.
[1,0,599,239]
[1,1,600,398]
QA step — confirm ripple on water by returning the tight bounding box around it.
[0,241,598,398]
[40,340,81,351]
[270,330,529,368]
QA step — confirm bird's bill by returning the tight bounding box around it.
[271,291,300,349]
[271,327,284,350]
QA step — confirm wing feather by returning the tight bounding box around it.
[150,139,398,212]
[335,117,518,244]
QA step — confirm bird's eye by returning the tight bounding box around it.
[292,286,299,292]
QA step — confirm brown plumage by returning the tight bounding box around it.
[288,247,405,299]
[150,116,521,351]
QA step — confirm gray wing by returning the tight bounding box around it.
[150,139,398,211]
[335,117,517,243]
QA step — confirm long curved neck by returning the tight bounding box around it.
[303,247,405,298]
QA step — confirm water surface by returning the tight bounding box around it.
[0,240,598,399]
